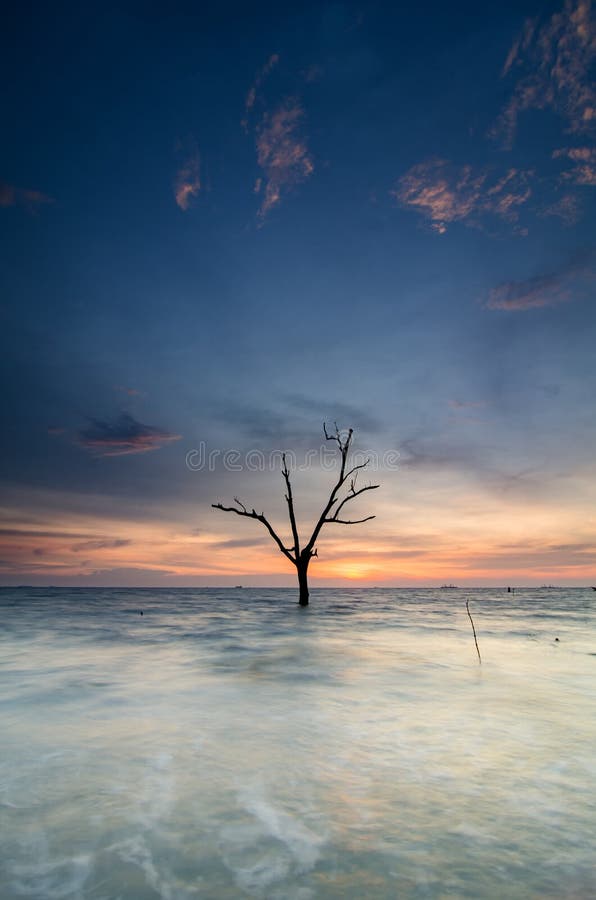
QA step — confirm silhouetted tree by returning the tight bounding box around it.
[212,424,379,605]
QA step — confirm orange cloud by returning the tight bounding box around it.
[114,384,143,396]
[0,180,53,211]
[394,159,532,233]
[553,145,596,185]
[77,413,181,456]
[540,192,581,225]
[485,253,595,311]
[242,53,280,132]
[174,154,201,210]
[255,98,314,220]
[0,183,17,207]
[494,0,596,146]
[486,274,571,311]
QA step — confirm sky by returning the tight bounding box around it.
[1,0,595,587]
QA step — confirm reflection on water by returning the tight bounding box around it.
[1,587,595,898]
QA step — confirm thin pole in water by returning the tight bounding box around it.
[466,598,482,665]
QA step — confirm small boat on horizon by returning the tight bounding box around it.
[440,584,459,589]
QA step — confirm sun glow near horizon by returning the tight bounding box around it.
[1,462,594,586]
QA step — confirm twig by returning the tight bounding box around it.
[466,598,482,664]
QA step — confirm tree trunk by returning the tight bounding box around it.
[297,560,309,606]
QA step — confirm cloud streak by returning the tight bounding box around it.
[540,192,582,225]
[242,53,280,132]
[486,273,571,311]
[394,159,532,233]
[255,98,314,220]
[0,181,53,211]
[174,153,201,210]
[553,146,596,185]
[78,413,181,457]
[494,0,596,146]
[486,253,594,311]
[71,538,132,552]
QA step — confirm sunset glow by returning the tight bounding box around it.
[1,0,595,587]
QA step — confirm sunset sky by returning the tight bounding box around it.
[1,0,595,587]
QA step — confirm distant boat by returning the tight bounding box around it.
[234,585,243,589]
[440,584,459,589]
[591,586,596,591]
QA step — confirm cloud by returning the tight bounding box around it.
[464,541,596,570]
[399,437,486,473]
[211,537,268,549]
[501,16,538,76]
[553,145,596,184]
[448,400,486,410]
[255,98,314,220]
[284,395,383,434]
[71,538,132,552]
[494,0,596,146]
[0,183,16,207]
[242,53,280,132]
[114,385,143,396]
[486,273,571,311]
[174,153,201,210]
[540,192,581,225]
[302,63,324,83]
[77,413,181,457]
[0,181,53,211]
[0,528,96,539]
[393,159,532,233]
[486,254,594,310]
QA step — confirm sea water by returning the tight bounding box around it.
[1,587,595,899]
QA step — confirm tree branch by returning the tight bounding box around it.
[329,483,380,521]
[324,514,376,525]
[304,424,372,555]
[212,502,296,563]
[282,453,300,557]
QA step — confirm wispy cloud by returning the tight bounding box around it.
[494,0,596,147]
[71,538,131,552]
[553,145,596,184]
[78,413,181,457]
[242,53,280,132]
[448,399,486,410]
[255,98,314,220]
[174,153,201,210]
[0,181,53,211]
[394,159,532,233]
[211,537,268,550]
[486,254,594,311]
[501,16,538,76]
[486,273,572,311]
[114,384,143,396]
[540,192,582,225]
[284,394,383,434]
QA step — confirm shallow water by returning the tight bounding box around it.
[1,586,595,898]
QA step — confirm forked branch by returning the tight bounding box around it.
[211,500,296,563]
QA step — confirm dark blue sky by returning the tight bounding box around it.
[1,0,595,586]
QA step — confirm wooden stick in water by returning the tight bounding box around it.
[466,598,482,664]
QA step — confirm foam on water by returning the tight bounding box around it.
[1,587,596,898]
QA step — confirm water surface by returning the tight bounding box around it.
[1,587,595,898]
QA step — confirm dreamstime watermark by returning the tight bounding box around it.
[186,441,400,473]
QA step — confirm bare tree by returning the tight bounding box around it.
[212,424,379,605]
